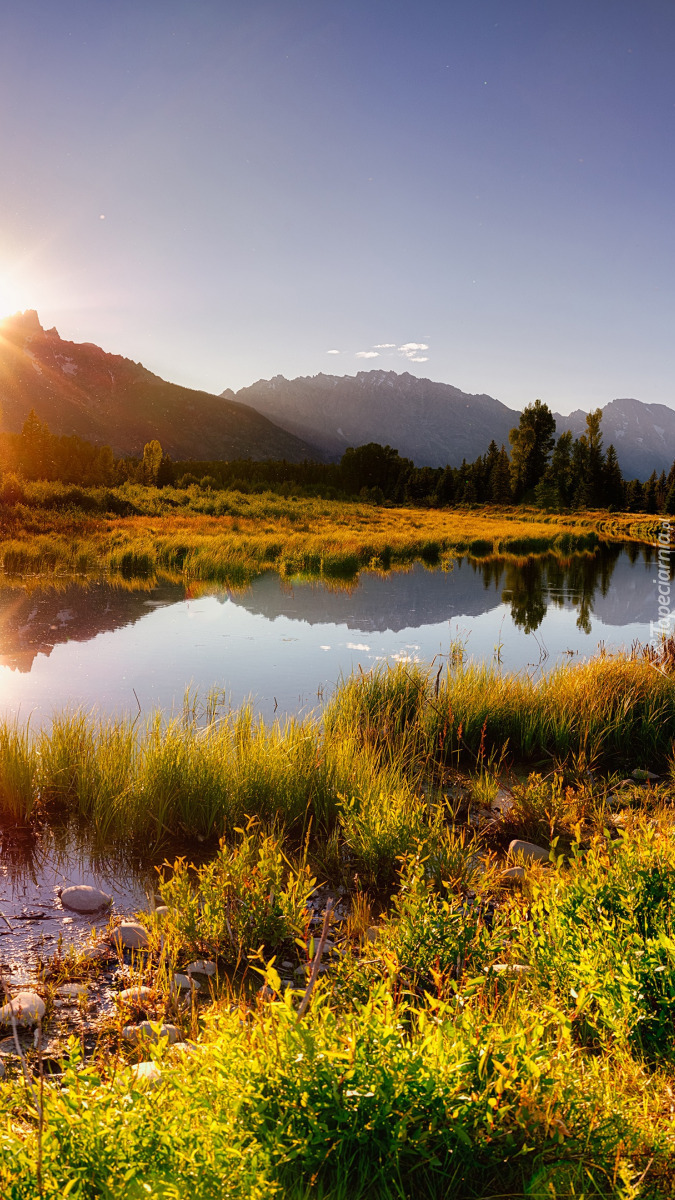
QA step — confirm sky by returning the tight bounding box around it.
[0,0,673,414]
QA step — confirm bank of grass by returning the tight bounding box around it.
[4,795,675,1193]
[1,645,674,856]
[0,484,668,587]
[2,647,675,1196]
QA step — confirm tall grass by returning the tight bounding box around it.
[0,647,673,870]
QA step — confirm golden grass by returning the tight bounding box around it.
[0,497,666,587]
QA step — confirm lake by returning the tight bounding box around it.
[0,542,665,727]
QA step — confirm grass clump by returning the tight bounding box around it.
[158,824,315,968]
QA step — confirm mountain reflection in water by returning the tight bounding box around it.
[0,544,666,724]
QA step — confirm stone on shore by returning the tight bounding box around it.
[508,839,550,864]
[172,973,200,992]
[500,865,526,882]
[186,960,217,976]
[131,1061,162,1083]
[119,985,154,1003]
[55,983,89,999]
[112,922,150,950]
[122,1022,179,1045]
[60,885,112,913]
[0,992,46,1025]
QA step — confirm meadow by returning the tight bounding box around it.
[0,478,668,587]
[2,642,675,1197]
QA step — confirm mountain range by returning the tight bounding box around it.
[227,371,675,482]
[0,311,318,462]
[0,310,673,479]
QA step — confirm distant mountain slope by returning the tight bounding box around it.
[226,371,516,467]
[0,311,320,462]
[226,370,675,480]
[553,397,675,482]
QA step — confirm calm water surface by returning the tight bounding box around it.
[0,543,665,727]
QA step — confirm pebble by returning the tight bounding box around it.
[508,839,550,864]
[500,866,526,882]
[489,963,530,975]
[172,974,200,992]
[186,960,217,976]
[118,985,154,1003]
[112,922,150,950]
[632,769,660,782]
[60,885,112,914]
[122,1022,179,1045]
[55,983,89,999]
[0,991,46,1026]
[131,1061,162,1083]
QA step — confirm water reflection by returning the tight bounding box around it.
[0,544,666,725]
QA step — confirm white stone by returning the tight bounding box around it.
[118,985,154,1003]
[55,983,89,998]
[186,960,217,976]
[112,922,150,950]
[488,963,530,975]
[154,906,171,920]
[0,992,45,1025]
[60,885,112,914]
[508,839,550,864]
[122,1022,179,1045]
[501,866,526,882]
[131,1060,161,1083]
[172,974,200,992]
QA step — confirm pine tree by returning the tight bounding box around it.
[508,400,556,500]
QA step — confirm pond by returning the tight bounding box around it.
[0,542,665,727]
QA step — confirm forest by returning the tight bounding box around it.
[1,400,675,514]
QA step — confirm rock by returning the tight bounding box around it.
[122,1022,179,1045]
[172,974,200,992]
[60,885,112,914]
[508,839,550,864]
[500,866,526,882]
[118,985,154,1003]
[55,983,89,999]
[186,960,217,977]
[0,1059,4,1078]
[153,907,171,920]
[492,787,514,815]
[489,963,530,975]
[171,1041,196,1056]
[0,992,46,1026]
[366,926,380,943]
[112,922,150,950]
[131,1060,162,1083]
[632,769,659,782]
[280,960,294,971]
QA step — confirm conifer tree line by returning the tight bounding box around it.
[2,404,675,514]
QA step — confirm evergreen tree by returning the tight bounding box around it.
[603,444,624,509]
[489,446,512,503]
[508,400,556,500]
[643,470,659,514]
[625,479,644,512]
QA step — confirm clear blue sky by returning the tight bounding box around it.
[0,0,673,413]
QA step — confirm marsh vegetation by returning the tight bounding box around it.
[2,642,675,1196]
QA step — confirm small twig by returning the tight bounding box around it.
[0,909,13,932]
[296,900,332,1022]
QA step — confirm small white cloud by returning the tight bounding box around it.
[410,356,429,363]
[373,343,396,348]
[346,642,370,651]
[320,644,331,651]
[356,351,379,359]
[326,349,340,354]
[399,341,429,357]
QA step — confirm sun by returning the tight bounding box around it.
[0,271,33,321]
